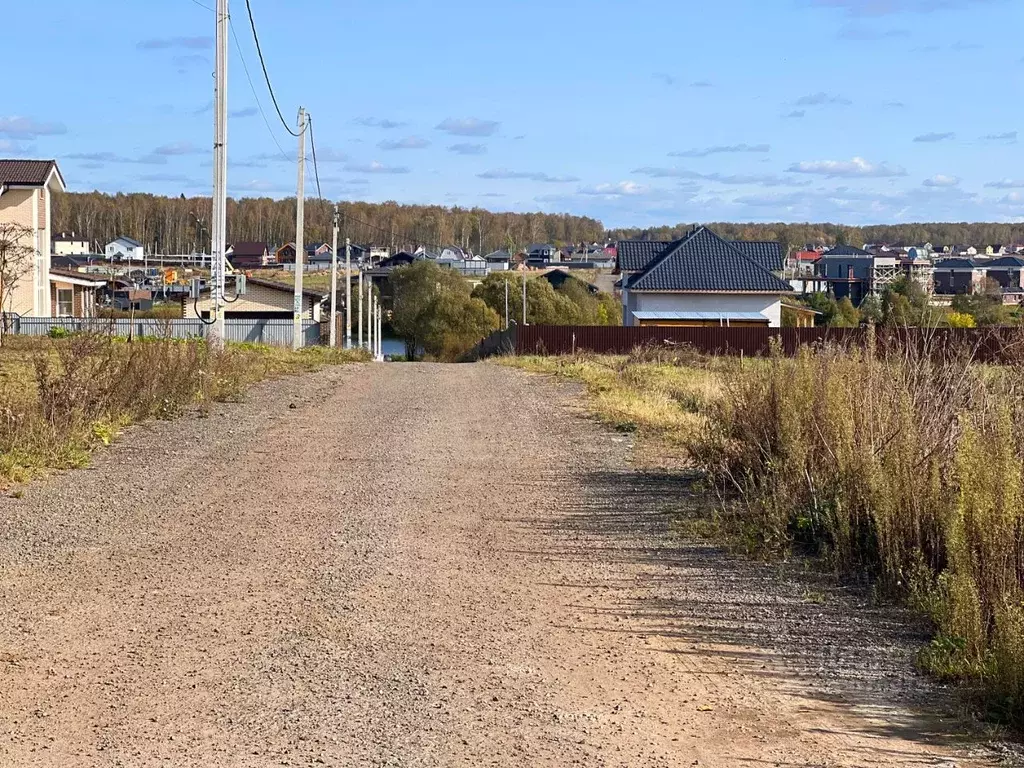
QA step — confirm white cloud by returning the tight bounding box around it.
[576,182,652,197]
[922,174,959,187]
[982,131,1017,143]
[353,117,407,129]
[786,156,907,178]
[669,143,770,158]
[448,143,487,155]
[343,161,409,174]
[0,139,35,156]
[632,167,808,187]
[0,116,67,139]
[153,141,208,156]
[435,118,500,137]
[477,168,578,183]
[984,179,1024,189]
[794,92,852,106]
[913,131,955,143]
[734,191,811,208]
[808,0,996,16]
[377,136,430,151]
[312,147,348,163]
[64,151,167,165]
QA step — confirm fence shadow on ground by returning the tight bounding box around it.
[506,465,980,758]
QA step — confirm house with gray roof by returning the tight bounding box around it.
[105,236,145,262]
[616,227,792,327]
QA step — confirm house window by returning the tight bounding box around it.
[56,288,74,317]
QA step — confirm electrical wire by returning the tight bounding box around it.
[186,0,214,10]
[243,0,300,136]
[307,116,324,203]
[229,17,292,163]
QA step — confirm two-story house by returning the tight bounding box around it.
[616,227,792,327]
[105,236,145,261]
[0,159,66,317]
[53,231,92,256]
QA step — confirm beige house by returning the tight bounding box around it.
[184,277,327,321]
[0,159,66,316]
[49,269,104,318]
[53,232,92,256]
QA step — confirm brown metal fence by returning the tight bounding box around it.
[512,325,1024,361]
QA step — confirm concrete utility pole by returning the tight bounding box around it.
[367,288,374,357]
[522,271,527,325]
[345,237,352,349]
[376,301,382,359]
[329,207,338,348]
[357,270,363,349]
[504,277,509,330]
[292,106,306,351]
[209,0,229,348]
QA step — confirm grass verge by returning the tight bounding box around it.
[504,340,1024,731]
[0,335,368,486]
[499,346,723,466]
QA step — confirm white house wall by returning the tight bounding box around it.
[625,292,783,327]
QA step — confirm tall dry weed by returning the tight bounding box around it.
[692,335,1024,726]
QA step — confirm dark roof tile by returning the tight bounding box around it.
[0,159,60,187]
[625,227,792,293]
[987,255,1024,268]
[730,240,784,272]
[822,245,872,257]
[230,241,268,257]
[616,240,674,272]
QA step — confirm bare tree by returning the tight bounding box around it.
[0,222,35,346]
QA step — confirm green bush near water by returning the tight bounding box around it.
[690,338,1024,726]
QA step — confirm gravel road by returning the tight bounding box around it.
[0,362,1002,766]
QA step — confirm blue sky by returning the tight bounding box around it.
[4,0,1022,227]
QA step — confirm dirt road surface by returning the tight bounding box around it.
[0,363,1001,766]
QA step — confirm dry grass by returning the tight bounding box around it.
[0,335,368,486]
[688,340,1024,729]
[506,340,1024,729]
[500,346,724,464]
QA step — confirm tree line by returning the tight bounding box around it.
[53,191,1024,259]
[609,222,1024,255]
[790,276,1019,329]
[51,192,605,256]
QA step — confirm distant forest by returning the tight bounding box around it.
[52,192,604,256]
[609,222,1024,252]
[52,191,1024,256]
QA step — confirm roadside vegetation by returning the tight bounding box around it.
[0,334,367,487]
[388,261,619,361]
[505,338,1024,730]
[788,276,1022,328]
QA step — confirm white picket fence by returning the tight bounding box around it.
[8,317,321,348]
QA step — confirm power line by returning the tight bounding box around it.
[307,115,324,202]
[186,0,214,10]
[228,16,291,163]
[243,0,301,136]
